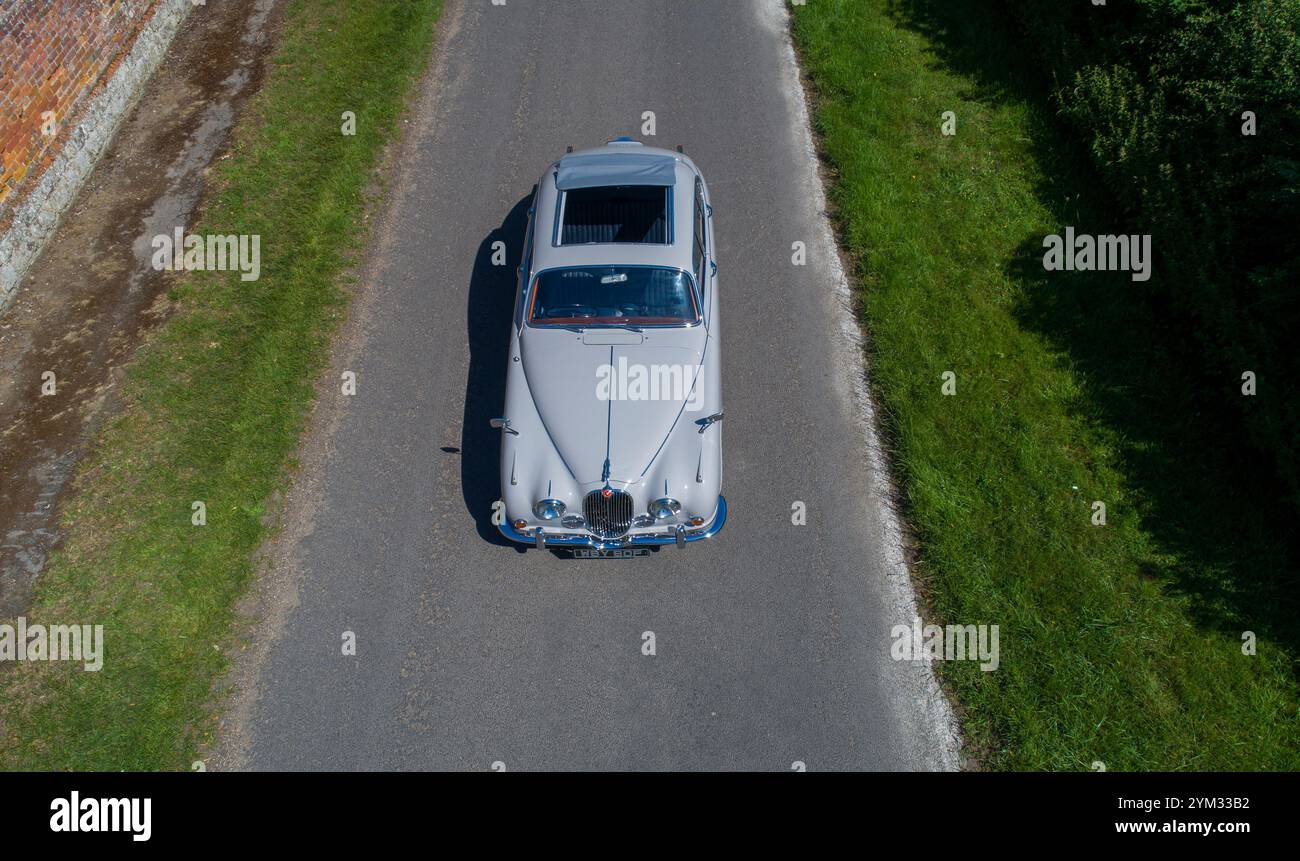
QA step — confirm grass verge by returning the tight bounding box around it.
[791,0,1299,769]
[0,0,443,770]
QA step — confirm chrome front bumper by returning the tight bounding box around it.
[498,495,727,550]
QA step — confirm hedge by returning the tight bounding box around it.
[1000,0,1300,505]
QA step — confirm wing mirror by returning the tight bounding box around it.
[696,412,724,434]
[490,417,518,436]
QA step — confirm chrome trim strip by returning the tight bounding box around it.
[498,496,727,550]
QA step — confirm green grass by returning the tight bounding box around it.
[791,0,1300,769]
[0,0,443,770]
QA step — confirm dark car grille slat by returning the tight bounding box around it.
[583,489,634,539]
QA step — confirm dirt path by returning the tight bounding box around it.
[0,0,281,617]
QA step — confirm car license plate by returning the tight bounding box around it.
[572,547,650,559]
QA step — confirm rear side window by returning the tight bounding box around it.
[558,185,669,245]
[693,178,706,279]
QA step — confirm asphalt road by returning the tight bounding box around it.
[226,0,958,771]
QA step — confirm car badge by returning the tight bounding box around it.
[601,488,613,499]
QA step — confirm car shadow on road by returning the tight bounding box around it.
[460,191,534,549]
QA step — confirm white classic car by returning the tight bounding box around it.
[493,137,726,557]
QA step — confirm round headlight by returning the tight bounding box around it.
[532,499,566,520]
[649,497,681,520]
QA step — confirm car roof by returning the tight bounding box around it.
[532,139,702,275]
[555,150,677,190]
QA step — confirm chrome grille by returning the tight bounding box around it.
[583,488,634,539]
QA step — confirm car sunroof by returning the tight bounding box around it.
[558,185,670,245]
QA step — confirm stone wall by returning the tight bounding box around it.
[0,0,192,313]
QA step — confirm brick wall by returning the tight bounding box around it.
[0,0,161,227]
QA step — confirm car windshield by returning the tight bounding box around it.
[528,266,699,327]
